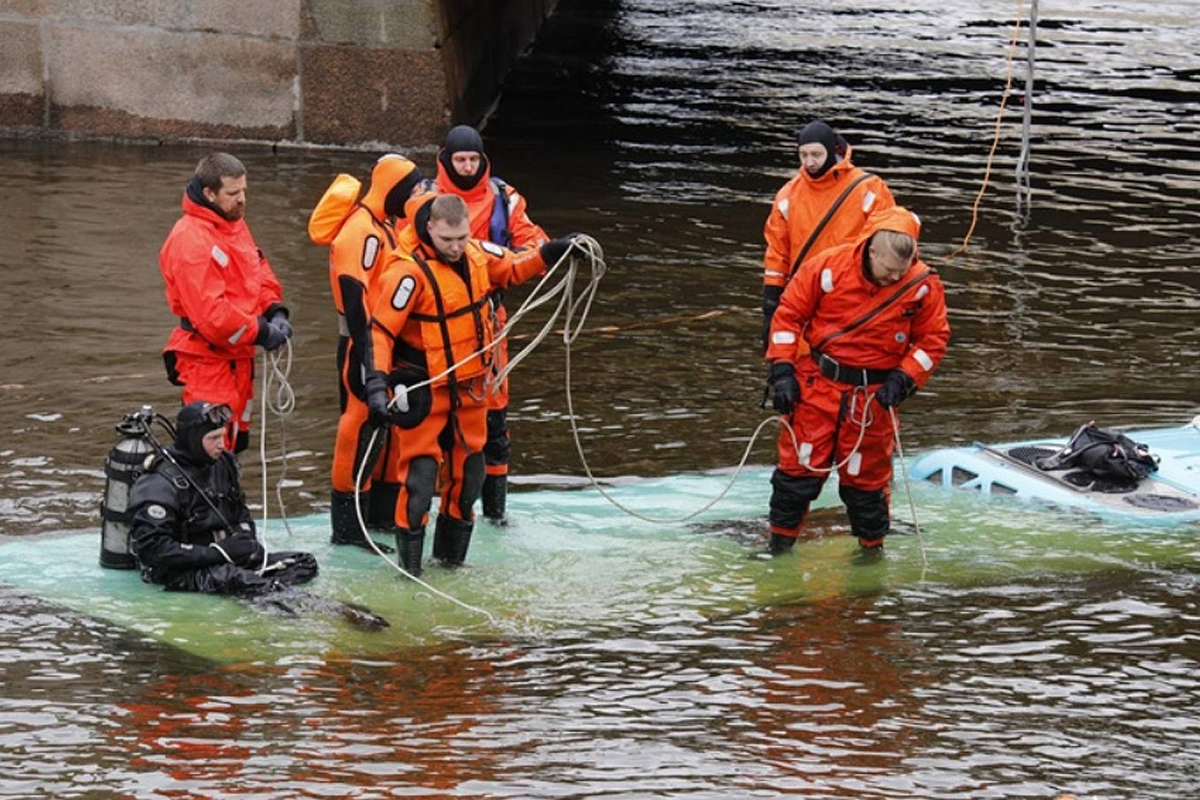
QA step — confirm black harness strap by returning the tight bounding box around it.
[411,253,460,406]
[787,172,874,280]
[812,268,933,353]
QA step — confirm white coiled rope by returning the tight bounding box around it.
[254,339,297,573]
[351,236,607,624]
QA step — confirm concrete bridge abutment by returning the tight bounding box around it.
[0,0,557,148]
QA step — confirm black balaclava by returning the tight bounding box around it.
[438,125,488,191]
[797,120,844,179]
[383,167,424,219]
[173,401,230,464]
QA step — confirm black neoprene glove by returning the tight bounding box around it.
[876,369,916,409]
[364,372,391,428]
[539,236,578,266]
[769,362,800,415]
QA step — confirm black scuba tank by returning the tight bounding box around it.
[99,406,156,569]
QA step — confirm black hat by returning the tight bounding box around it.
[438,124,488,191]
[173,401,232,463]
[443,124,485,156]
[797,120,846,178]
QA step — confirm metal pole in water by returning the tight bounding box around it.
[1016,0,1038,211]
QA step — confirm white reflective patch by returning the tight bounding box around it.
[911,211,922,228]
[228,324,247,344]
[914,349,934,372]
[778,197,790,220]
[362,235,380,269]
[820,268,834,293]
[763,267,785,279]
[392,275,417,310]
[771,330,797,345]
[915,285,929,300]
[848,452,862,476]
[862,190,877,212]
[211,245,229,268]
[799,442,813,465]
[147,504,167,520]
[480,240,505,258]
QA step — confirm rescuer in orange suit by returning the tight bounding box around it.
[761,120,895,352]
[309,154,425,551]
[433,124,550,526]
[159,152,292,453]
[764,206,949,554]
[365,193,576,576]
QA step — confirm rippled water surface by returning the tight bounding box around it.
[1,0,1199,797]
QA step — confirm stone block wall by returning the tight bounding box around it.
[0,0,557,147]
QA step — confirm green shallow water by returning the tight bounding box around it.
[4,467,1197,664]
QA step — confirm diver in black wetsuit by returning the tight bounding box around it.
[128,400,318,594]
[127,401,387,629]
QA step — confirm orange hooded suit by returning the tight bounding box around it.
[366,193,549,572]
[310,154,423,549]
[433,125,549,525]
[159,181,285,452]
[765,206,949,548]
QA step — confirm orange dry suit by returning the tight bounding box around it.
[309,155,423,548]
[764,207,949,545]
[366,196,548,568]
[159,181,285,452]
[434,151,548,521]
[761,144,894,349]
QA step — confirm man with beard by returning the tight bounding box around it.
[760,120,895,352]
[159,153,292,453]
[765,207,949,555]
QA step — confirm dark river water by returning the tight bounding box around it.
[2,0,1200,797]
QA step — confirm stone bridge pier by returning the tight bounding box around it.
[0,0,558,148]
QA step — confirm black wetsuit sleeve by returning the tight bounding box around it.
[128,472,224,571]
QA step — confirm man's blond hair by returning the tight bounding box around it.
[429,194,469,227]
[872,229,916,263]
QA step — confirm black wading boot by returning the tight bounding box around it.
[481,474,508,526]
[395,527,425,577]
[367,481,401,531]
[768,532,797,555]
[330,490,394,553]
[432,514,474,567]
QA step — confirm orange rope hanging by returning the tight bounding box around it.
[948,1,1027,258]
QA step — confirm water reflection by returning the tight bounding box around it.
[5,570,1197,798]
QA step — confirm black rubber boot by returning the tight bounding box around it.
[481,474,508,526]
[330,490,394,553]
[395,527,425,577]
[768,532,797,555]
[432,514,474,567]
[367,481,401,532]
